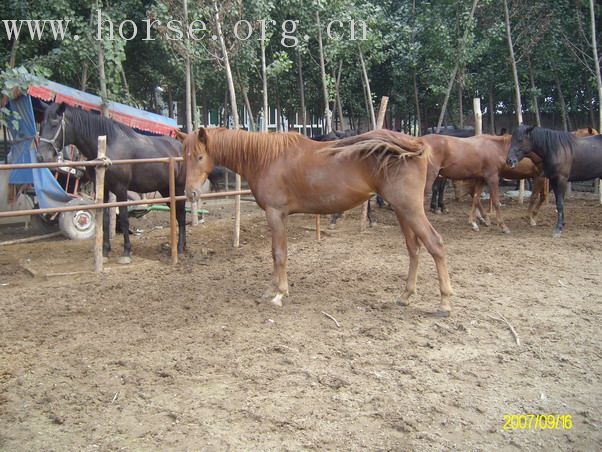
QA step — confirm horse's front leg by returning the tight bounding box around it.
[176,198,186,255]
[550,177,567,237]
[264,207,289,307]
[102,187,111,262]
[115,188,132,264]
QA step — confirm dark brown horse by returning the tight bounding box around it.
[422,133,546,233]
[178,128,454,316]
[507,125,602,236]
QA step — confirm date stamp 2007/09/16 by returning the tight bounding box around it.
[503,414,573,431]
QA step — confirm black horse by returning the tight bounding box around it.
[37,102,187,263]
[506,124,602,236]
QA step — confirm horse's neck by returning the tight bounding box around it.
[65,111,99,160]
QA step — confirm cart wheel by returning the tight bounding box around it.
[59,199,96,240]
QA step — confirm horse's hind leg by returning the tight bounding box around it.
[437,178,448,213]
[264,207,289,306]
[487,176,510,234]
[385,188,453,316]
[328,213,341,229]
[395,218,421,306]
[528,176,546,226]
[402,209,453,316]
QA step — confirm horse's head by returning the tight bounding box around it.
[38,102,69,162]
[176,128,215,202]
[506,124,535,168]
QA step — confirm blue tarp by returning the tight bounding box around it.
[7,95,72,208]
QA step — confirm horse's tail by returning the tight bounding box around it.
[321,129,429,174]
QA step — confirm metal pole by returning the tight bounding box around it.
[94,136,106,273]
[169,157,178,264]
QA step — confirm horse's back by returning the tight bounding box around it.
[568,137,602,180]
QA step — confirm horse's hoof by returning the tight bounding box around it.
[102,256,109,264]
[328,224,337,230]
[529,218,537,227]
[435,208,443,215]
[552,230,562,238]
[501,226,511,234]
[395,298,411,307]
[471,223,480,232]
[117,256,132,265]
[269,293,284,307]
[435,308,451,318]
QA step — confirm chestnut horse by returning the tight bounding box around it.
[178,128,454,316]
[422,133,545,233]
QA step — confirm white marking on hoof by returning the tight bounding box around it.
[117,256,132,265]
[269,293,284,307]
[552,230,562,238]
[471,222,479,232]
[501,226,511,234]
[529,218,537,227]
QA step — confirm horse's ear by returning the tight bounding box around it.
[500,127,507,135]
[198,127,208,144]
[56,102,67,115]
[174,129,187,142]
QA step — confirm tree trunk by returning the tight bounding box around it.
[458,80,464,128]
[260,34,269,132]
[316,12,332,133]
[81,64,88,91]
[358,47,376,129]
[503,0,524,204]
[191,66,198,128]
[214,1,241,247]
[297,49,307,135]
[275,84,281,131]
[167,86,173,118]
[528,58,541,126]
[436,0,479,132]
[413,72,422,135]
[555,74,569,131]
[120,66,130,99]
[588,0,602,131]
[335,60,344,130]
[488,88,495,133]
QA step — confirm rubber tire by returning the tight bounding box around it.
[59,199,96,240]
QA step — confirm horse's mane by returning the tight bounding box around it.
[203,128,305,173]
[65,105,140,140]
[526,125,575,156]
[320,129,428,173]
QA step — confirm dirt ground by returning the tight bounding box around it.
[1,193,601,451]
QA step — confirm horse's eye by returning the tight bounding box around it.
[198,155,203,161]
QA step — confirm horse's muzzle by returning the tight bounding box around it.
[506,158,518,168]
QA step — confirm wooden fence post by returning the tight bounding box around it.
[94,136,107,273]
[360,96,389,232]
[169,157,178,264]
